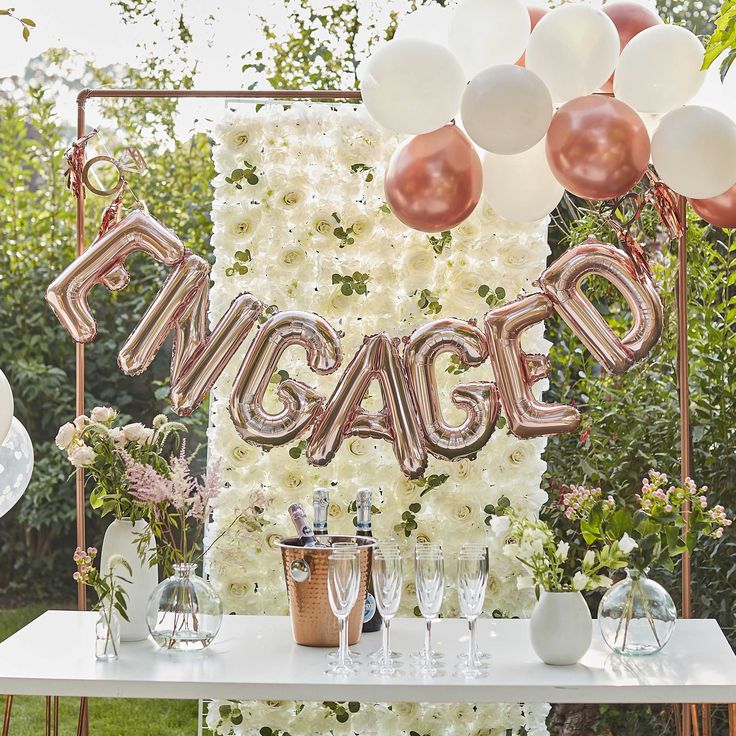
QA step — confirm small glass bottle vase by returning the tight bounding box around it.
[146,563,223,652]
[598,569,676,656]
[95,605,121,661]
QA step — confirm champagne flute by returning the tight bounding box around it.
[325,550,360,676]
[370,547,403,676]
[413,547,445,676]
[457,543,492,665]
[456,550,488,677]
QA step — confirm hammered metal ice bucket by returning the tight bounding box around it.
[277,535,375,647]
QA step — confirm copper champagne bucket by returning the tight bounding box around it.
[277,535,375,647]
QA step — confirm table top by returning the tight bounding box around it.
[0,611,734,703]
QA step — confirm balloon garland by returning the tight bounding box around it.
[364,0,736,230]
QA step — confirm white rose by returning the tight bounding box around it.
[122,422,147,442]
[55,423,76,450]
[618,532,638,554]
[68,444,96,468]
[213,202,262,242]
[90,406,116,424]
[572,571,590,591]
[556,541,570,561]
[490,515,511,537]
[73,415,89,431]
[271,176,312,212]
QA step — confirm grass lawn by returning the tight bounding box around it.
[0,607,199,735]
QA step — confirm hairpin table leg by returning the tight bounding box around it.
[76,696,88,736]
[728,703,736,736]
[53,696,59,736]
[1,696,12,736]
[690,704,701,736]
[45,696,51,736]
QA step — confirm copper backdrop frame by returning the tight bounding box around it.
[65,86,701,735]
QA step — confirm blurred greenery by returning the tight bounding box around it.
[0,1,733,735]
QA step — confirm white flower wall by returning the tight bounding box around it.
[205,103,551,736]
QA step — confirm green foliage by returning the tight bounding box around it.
[413,288,442,315]
[703,0,736,78]
[427,230,452,254]
[0,9,35,41]
[0,52,213,604]
[332,270,370,296]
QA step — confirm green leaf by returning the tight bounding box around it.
[478,284,490,297]
[409,502,421,513]
[20,17,35,26]
[340,282,352,296]
[348,701,360,713]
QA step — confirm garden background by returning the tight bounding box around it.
[0,1,733,734]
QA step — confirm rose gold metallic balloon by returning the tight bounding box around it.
[118,251,264,415]
[485,293,581,439]
[601,2,661,94]
[404,318,500,461]
[539,238,663,373]
[46,209,184,343]
[689,183,736,228]
[230,310,342,448]
[307,333,428,479]
[384,124,483,233]
[546,96,650,201]
[515,6,547,67]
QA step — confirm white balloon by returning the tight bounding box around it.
[0,417,33,520]
[482,139,564,223]
[651,106,736,199]
[0,369,12,445]
[394,5,453,48]
[526,4,620,103]
[461,65,552,155]
[449,0,531,80]
[360,39,466,135]
[614,25,705,114]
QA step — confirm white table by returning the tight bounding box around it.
[1,611,735,705]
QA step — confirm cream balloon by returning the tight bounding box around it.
[651,106,736,199]
[394,5,453,47]
[449,0,531,80]
[482,139,564,223]
[526,4,620,102]
[0,369,13,445]
[360,39,465,135]
[613,25,705,114]
[461,65,553,155]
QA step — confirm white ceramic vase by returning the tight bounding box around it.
[529,590,592,665]
[100,518,158,642]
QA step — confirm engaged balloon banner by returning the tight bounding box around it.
[46,209,663,479]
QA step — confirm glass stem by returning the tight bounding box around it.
[424,617,433,664]
[383,618,391,662]
[338,615,348,669]
[470,616,478,665]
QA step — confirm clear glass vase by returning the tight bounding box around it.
[95,606,121,661]
[146,563,223,652]
[598,569,676,656]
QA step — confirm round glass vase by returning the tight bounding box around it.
[598,569,676,656]
[146,563,223,652]
[95,605,121,661]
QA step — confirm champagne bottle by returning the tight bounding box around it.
[287,502,318,547]
[356,488,383,632]
[313,487,329,537]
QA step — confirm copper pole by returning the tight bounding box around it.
[75,94,89,736]
[675,195,692,736]
[1,696,12,736]
[78,88,361,101]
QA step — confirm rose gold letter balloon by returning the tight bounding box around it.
[601,2,661,93]
[307,333,428,479]
[404,318,500,461]
[485,293,581,438]
[229,310,343,448]
[384,124,483,233]
[118,252,263,415]
[690,183,736,228]
[538,238,664,373]
[546,96,650,201]
[46,209,185,343]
